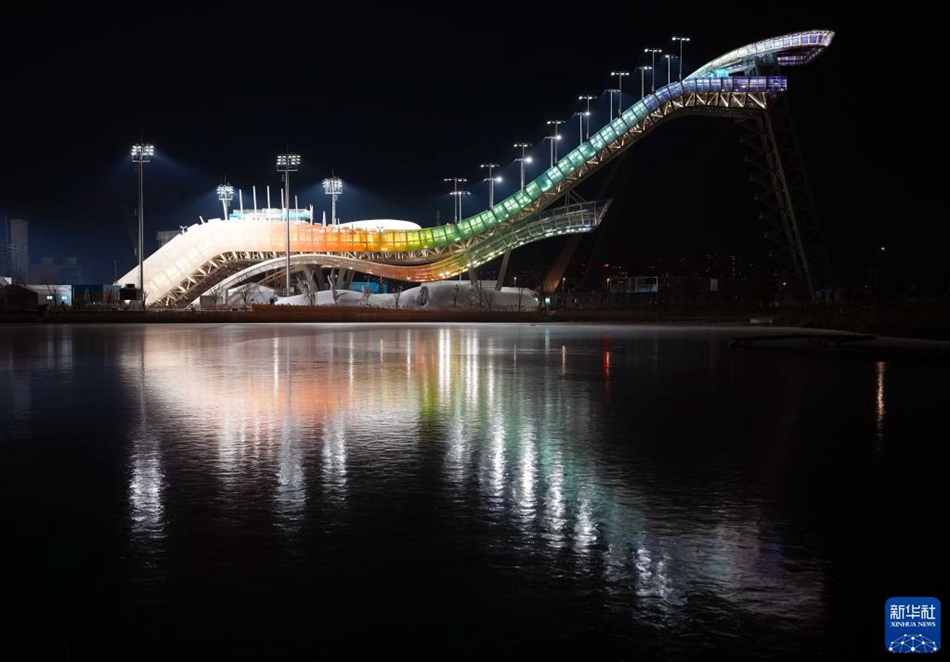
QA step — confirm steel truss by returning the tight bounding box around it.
[738,76,832,300]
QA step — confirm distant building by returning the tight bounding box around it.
[1,217,30,282]
[0,283,39,312]
[26,283,72,308]
[72,284,120,309]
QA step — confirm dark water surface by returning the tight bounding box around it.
[0,323,943,660]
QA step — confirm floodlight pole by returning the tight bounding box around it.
[637,66,651,98]
[672,36,690,80]
[131,143,154,307]
[277,153,300,297]
[578,95,595,140]
[610,71,629,119]
[322,175,343,225]
[644,48,662,91]
[545,120,564,167]
[444,177,467,222]
[217,183,234,222]
[480,163,500,208]
[513,143,531,190]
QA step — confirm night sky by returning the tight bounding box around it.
[0,2,934,286]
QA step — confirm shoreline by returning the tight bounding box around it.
[2,304,948,335]
[4,306,948,360]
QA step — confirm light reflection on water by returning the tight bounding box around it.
[122,325,825,623]
[3,322,921,657]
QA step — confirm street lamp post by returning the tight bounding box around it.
[513,143,532,190]
[545,120,564,167]
[444,177,468,222]
[217,183,234,221]
[610,70,629,119]
[578,95,595,140]
[276,152,300,297]
[672,36,690,80]
[637,66,652,98]
[644,48,662,91]
[605,89,620,122]
[479,163,501,208]
[572,112,585,145]
[130,143,154,307]
[663,54,675,86]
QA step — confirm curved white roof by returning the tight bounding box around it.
[338,219,421,231]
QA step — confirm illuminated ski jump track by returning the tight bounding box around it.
[121,30,833,308]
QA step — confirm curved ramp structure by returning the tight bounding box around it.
[120,30,833,307]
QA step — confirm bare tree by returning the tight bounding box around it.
[237,282,255,308]
[483,289,494,311]
[393,285,402,309]
[468,276,485,308]
[360,284,372,306]
[208,285,225,310]
[104,287,118,310]
[452,283,460,307]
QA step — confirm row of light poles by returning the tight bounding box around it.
[443,34,691,217]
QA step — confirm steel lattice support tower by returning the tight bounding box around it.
[737,81,833,301]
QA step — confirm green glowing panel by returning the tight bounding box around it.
[566,149,585,168]
[525,182,542,199]
[554,163,573,180]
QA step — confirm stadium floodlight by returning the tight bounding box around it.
[131,142,154,307]
[217,183,234,221]
[322,175,343,226]
[276,153,301,297]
